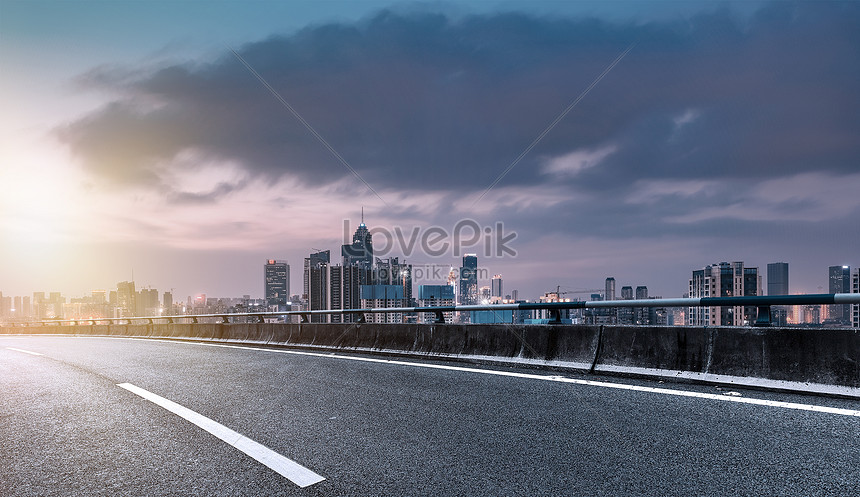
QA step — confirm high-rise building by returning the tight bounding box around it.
[0,293,10,320]
[328,264,363,323]
[116,281,136,317]
[264,259,290,311]
[635,286,649,325]
[602,277,617,324]
[491,275,503,300]
[303,248,367,323]
[163,292,173,315]
[459,254,478,306]
[342,216,373,282]
[13,296,22,319]
[767,263,789,295]
[618,286,634,324]
[688,262,760,326]
[328,265,344,321]
[418,285,455,323]
[360,284,406,323]
[374,257,412,305]
[827,265,851,326]
[91,290,106,305]
[767,262,790,326]
[304,250,330,322]
[605,278,616,302]
[138,288,159,316]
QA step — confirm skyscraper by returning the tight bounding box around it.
[342,215,373,281]
[767,262,789,295]
[459,254,478,306]
[491,274,503,300]
[328,264,363,323]
[264,259,290,311]
[116,281,136,317]
[304,250,330,301]
[767,262,790,326]
[163,292,173,315]
[605,277,616,302]
[138,288,159,316]
[304,250,330,322]
[828,265,851,326]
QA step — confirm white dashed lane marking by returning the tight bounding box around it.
[117,382,325,488]
[5,347,43,356]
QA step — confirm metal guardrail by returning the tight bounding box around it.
[3,293,859,328]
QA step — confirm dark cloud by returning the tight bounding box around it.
[58,1,860,204]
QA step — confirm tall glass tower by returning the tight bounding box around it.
[459,254,478,305]
[767,262,789,295]
[264,260,290,311]
[342,213,373,279]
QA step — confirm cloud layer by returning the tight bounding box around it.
[49,2,860,297]
[59,3,860,196]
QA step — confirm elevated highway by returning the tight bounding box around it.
[2,327,860,495]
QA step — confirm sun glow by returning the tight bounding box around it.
[0,136,89,245]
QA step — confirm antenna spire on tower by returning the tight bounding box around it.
[361,206,364,224]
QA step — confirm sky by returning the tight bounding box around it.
[1,0,859,302]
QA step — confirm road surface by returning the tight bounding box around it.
[1,335,858,496]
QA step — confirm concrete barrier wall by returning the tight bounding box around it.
[3,322,858,388]
[598,326,709,372]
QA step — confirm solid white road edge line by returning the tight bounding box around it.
[151,339,860,418]
[116,382,325,488]
[5,347,43,356]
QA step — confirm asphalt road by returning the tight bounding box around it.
[1,335,859,496]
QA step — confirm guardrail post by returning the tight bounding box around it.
[754,306,772,327]
[300,314,310,324]
[548,309,562,325]
[257,315,265,323]
[434,310,446,324]
[192,316,198,324]
[221,315,230,324]
[356,313,367,324]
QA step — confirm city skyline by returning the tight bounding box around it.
[1,252,856,327]
[0,207,858,305]
[2,1,859,300]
